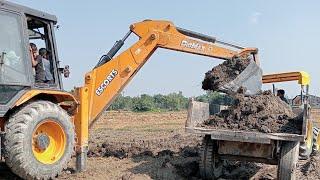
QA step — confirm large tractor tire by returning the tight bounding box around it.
[199,136,223,180]
[4,101,75,180]
[278,141,299,180]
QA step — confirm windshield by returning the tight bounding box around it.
[0,11,28,85]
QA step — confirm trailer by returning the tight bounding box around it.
[185,72,320,180]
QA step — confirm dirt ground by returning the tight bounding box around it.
[0,111,319,180]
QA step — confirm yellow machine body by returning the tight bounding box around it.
[1,20,259,172]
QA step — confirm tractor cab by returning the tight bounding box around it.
[0,1,64,116]
[262,71,320,157]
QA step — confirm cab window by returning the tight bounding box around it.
[27,16,57,87]
[0,11,27,85]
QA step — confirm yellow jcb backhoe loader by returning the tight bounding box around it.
[0,1,260,179]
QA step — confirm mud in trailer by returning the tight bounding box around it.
[186,100,308,180]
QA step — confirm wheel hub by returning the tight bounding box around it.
[32,120,67,164]
[35,134,50,151]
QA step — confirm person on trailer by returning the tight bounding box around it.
[277,89,289,104]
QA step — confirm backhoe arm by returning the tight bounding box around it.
[131,20,258,61]
[73,20,259,169]
[82,20,259,126]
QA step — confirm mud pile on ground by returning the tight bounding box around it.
[86,134,271,180]
[202,57,251,91]
[297,152,320,179]
[201,91,301,133]
[87,133,201,179]
[88,134,200,159]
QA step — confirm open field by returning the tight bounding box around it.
[1,111,319,179]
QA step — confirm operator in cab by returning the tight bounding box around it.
[29,43,38,74]
[35,48,54,84]
[277,89,289,104]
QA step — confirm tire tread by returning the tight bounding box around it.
[4,101,75,180]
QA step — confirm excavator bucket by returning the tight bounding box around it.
[218,61,263,95]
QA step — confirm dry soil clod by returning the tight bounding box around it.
[202,57,251,92]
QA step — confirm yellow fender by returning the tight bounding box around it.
[14,89,78,108]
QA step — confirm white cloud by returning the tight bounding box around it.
[250,12,262,24]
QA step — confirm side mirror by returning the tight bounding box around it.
[59,65,70,78]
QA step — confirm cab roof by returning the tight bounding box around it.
[0,0,57,23]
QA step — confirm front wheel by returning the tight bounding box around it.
[4,101,75,180]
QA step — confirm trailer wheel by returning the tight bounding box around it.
[312,127,319,152]
[299,122,314,159]
[4,101,75,180]
[199,137,223,180]
[278,141,299,180]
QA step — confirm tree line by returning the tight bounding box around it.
[108,91,232,112]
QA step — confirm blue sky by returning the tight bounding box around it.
[11,0,320,97]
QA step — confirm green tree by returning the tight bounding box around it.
[132,94,155,112]
[153,94,167,109]
[108,91,232,112]
[109,95,133,110]
[165,91,188,111]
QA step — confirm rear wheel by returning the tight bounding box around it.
[199,136,223,180]
[278,141,299,180]
[4,101,75,180]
